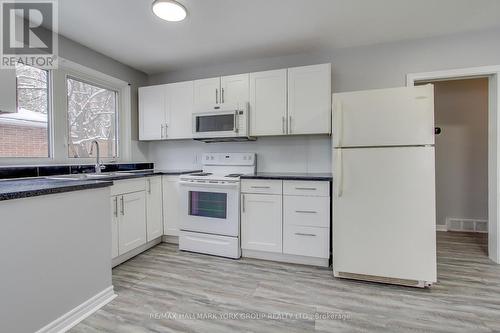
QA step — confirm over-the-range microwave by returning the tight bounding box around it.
[192,103,255,143]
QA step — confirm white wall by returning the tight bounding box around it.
[429,79,489,226]
[147,27,500,173]
[149,135,331,172]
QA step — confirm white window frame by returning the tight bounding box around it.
[0,57,132,165]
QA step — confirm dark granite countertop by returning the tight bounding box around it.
[241,172,333,181]
[0,178,113,201]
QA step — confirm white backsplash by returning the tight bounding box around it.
[148,135,332,173]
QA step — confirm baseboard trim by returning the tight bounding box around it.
[162,235,179,244]
[112,237,162,268]
[436,224,448,232]
[242,249,329,267]
[35,286,116,333]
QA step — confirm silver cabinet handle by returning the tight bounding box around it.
[295,187,317,191]
[221,88,225,103]
[165,123,168,138]
[295,210,317,214]
[251,186,270,189]
[216,88,219,104]
[289,115,292,134]
[114,197,118,217]
[242,194,245,213]
[120,196,125,215]
[147,179,152,194]
[295,233,316,237]
[160,124,164,139]
[282,116,285,134]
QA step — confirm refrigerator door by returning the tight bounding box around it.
[332,85,434,148]
[333,146,436,283]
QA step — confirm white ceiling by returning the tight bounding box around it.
[57,0,500,74]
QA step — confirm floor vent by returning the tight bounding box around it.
[446,218,488,233]
[334,271,430,288]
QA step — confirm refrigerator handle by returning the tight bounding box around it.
[334,100,343,147]
[336,149,343,198]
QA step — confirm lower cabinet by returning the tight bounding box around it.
[162,175,181,236]
[146,176,163,241]
[241,193,282,253]
[241,179,331,266]
[117,191,147,254]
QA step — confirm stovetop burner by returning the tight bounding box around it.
[225,173,244,178]
[190,172,213,176]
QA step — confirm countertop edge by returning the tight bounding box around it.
[240,175,333,181]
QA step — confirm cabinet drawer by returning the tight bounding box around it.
[283,180,329,197]
[283,225,329,258]
[241,179,282,195]
[284,195,330,228]
[111,178,146,196]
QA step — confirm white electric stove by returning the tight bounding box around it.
[178,152,256,258]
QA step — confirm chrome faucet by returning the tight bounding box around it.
[90,140,105,174]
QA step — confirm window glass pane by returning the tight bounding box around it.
[0,64,49,158]
[67,77,118,158]
[189,191,227,219]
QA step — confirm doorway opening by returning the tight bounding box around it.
[418,78,489,256]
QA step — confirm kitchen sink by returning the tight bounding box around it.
[46,172,135,181]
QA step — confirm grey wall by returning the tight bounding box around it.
[147,27,500,172]
[429,78,489,226]
[58,35,149,161]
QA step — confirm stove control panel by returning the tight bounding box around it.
[202,153,255,166]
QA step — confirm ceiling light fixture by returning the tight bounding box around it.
[152,0,187,22]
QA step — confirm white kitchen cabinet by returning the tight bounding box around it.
[118,191,147,254]
[241,193,282,253]
[249,69,288,136]
[194,77,220,106]
[146,176,163,241]
[139,85,166,140]
[287,63,331,135]
[111,196,119,259]
[221,73,249,105]
[165,81,194,139]
[162,175,181,236]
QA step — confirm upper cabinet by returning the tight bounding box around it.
[220,74,249,105]
[249,69,288,136]
[194,77,220,106]
[287,63,331,135]
[165,81,194,139]
[139,63,331,140]
[139,85,166,140]
[139,82,194,140]
[194,74,250,108]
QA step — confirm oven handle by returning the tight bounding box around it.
[179,180,240,189]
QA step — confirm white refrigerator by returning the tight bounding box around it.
[332,85,437,287]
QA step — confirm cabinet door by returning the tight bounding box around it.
[0,69,17,113]
[249,69,287,136]
[162,176,180,236]
[221,73,249,105]
[139,85,166,140]
[146,177,163,241]
[288,63,331,135]
[194,77,220,106]
[165,81,194,139]
[241,193,282,253]
[118,191,147,254]
[110,196,119,259]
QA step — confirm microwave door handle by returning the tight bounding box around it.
[234,110,239,133]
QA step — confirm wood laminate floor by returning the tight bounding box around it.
[71,232,500,332]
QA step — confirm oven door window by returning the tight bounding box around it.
[196,114,235,132]
[189,191,227,219]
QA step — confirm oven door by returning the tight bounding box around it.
[179,180,240,237]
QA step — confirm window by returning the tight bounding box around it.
[66,77,118,158]
[0,64,50,158]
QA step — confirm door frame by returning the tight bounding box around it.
[407,65,500,263]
